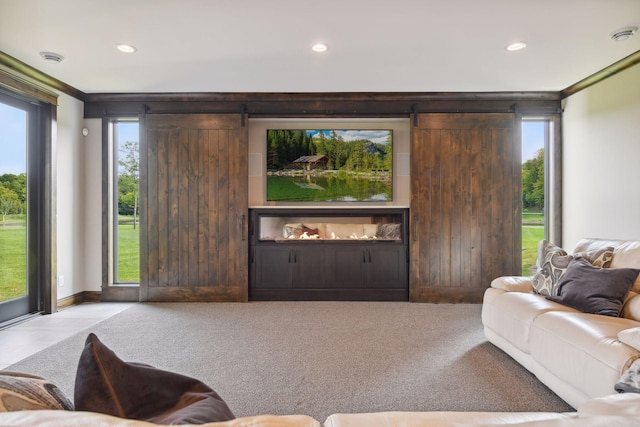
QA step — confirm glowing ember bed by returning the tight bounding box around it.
[249,208,409,301]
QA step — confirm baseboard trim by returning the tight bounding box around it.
[57,291,102,309]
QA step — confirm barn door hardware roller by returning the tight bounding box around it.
[240,104,247,127]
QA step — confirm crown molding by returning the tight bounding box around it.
[0,50,86,101]
[561,49,640,99]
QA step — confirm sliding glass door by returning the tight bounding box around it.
[0,93,38,324]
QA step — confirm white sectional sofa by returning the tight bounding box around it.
[2,393,640,426]
[482,238,640,409]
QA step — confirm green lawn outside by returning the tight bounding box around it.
[522,226,544,275]
[117,222,140,282]
[0,223,27,302]
[1,214,542,298]
[521,210,544,275]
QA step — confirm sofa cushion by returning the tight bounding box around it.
[574,238,640,270]
[323,411,575,427]
[74,333,235,424]
[577,392,640,417]
[481,288,578,354]
[0,372,73,412]
[546,258,639,317]
[530,311,640,399]
[532,240,613,296]
[0,411,321,427]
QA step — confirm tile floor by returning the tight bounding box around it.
[0,302,135,370]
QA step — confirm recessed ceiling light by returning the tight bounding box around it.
[610,26,637,42]
[311,43,328,53]
[505,41,527,52]
[39,51,64,63]
[116,44,137,53]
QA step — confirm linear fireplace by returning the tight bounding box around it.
[249,208,409,301]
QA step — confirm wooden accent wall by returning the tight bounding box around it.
[410,113,521,303]
[140,114,248,302]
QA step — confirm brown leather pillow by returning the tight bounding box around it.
[74,333,235,424]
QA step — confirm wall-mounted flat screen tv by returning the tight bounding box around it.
[266,129,392,202]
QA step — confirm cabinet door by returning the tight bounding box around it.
[367,246,407,289]
[254,246,293,289]
[328,246,368,289]
[292,246,328,288]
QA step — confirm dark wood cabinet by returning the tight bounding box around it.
[250,208,408,301]
[329,245,406,289]
[253,244,328,290]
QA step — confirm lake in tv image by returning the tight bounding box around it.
[266,129,393,202]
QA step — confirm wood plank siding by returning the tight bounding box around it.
[410,113,521,302]
[140,114,248,302]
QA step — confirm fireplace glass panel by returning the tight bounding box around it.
[257,212,403,241]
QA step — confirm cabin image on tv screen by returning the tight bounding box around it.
[291,155,329,170]
[266,129,393,202]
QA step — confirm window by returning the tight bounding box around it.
[521,118,559,275]
[109,120,140,284]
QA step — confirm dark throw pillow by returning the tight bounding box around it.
[74,333,235,424]
[546,257,640,317]
[0,372,73,411]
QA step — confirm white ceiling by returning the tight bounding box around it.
[1,0,639,94]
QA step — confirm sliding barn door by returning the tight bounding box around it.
[140,114,248,302]
[410,113,521,302]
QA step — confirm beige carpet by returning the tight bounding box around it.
[6,302,573,421]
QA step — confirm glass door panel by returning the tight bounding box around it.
[0,97,33,323]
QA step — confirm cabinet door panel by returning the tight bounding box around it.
[329,246,368,288]
[292,247,328,288]
[368,246,406,289]
[255,246,293,289]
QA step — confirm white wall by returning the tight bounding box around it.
[82,118,103,292]
[54,93,86,298]
[562,64,640,250]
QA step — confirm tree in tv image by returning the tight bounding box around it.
[266,129,393,202]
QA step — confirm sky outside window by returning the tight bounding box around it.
[0,103,27,174]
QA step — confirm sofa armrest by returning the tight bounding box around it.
[490,276,534,293]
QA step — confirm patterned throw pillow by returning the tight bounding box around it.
[532,240,614,296]
[0,372,73,411]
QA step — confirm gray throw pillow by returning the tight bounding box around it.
[546,257,640,317]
